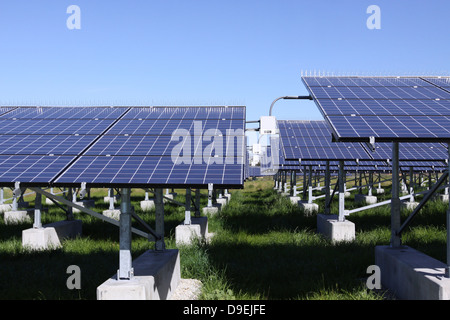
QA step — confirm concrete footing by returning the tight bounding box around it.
[22,220,82,250]
[439,194,449,203]
[140,200,155,212]
[4,210,33,224]
[175,217,209,245]
[103,196,117,204]
[289,196,301,205]
[355,194,377,205]
[376,188,385,195]
[0,204,12,213]
[375,245,450,300]
[317,214,355,243]
[298,201,319,215]
[216,198,227,208]
[97,249,181,300]
[102,209,121,220]
[73,200,95,213]
[402,201,419,210]
[202,206,219,215]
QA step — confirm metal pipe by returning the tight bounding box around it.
[269,95,312,116]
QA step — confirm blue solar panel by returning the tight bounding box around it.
[0,119,115,135]
[278,120,373,161]
[0,106,246,187]
[55,156,243,186]
[0,106,128,120]
[302,76,450,142]
[0,135,96,155]
[0,155,75,183]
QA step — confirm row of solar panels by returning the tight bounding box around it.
[253,76,449,177]
[0,106,246,188]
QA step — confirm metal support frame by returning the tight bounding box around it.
[195,188,201,217]
[154,188,165,251]
[184,188,191,225]
[33,191,42,229]
[391,142,402,248]
[338,160,345,222]
[30,187,153,239]
[325,160,331,215]
[308,165,313,204]
[118,188,133,280]
[207,183,213,207]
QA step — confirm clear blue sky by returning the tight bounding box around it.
[0,0,448,127]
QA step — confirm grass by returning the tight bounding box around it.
[0,178,448,300]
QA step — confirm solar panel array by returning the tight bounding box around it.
[0,106,246,188]
[302,76,450,142]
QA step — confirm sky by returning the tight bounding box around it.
[0,1,449,143]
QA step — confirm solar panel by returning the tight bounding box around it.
[54,106,246,188]
[302,76,450,142]
[0,106,246,188]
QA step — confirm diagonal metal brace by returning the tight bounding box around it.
[30,187,153,240]
[397,170,449,236]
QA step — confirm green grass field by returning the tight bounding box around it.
[0,177,448,300]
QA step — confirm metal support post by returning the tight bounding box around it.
[338,160,345,222]
[325,160,331,215]
[33,191,42,229]
[409,167,415,203]
[308,165,313,204]
[154,188,165,251]
[447,144,450,278]
[195,188,201,217]
[292,171,297,196]
[184,188,191,225]
[67,188,74,221]
[208,183,213,207]
[118,188,133,280]
[303,166,307,198]
[391,142,402,248]
[109,188,115,210]
[368,172,373,197]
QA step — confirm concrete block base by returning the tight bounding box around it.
[175,217,209,245]
[103,196,117,204]
[402,201,419,210]
[355,194,377,204]
[0,204,12,213]
[375,245,450,300]
[97,249,181,300]
[439,194,449,203]
[140,200,155,212]
[280,192,290,197]
[73,200,95,213]
[22,220,82,250]
[224,194,231,201]
[4,210,33,224]
[163,194,174,203]
[103,209,121,220]
[298,201,319,215]
[289,196,301,205]
[317,214,355,243]
[376,188,385,195]
[216,198,227,207]
[202,206,219,215]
